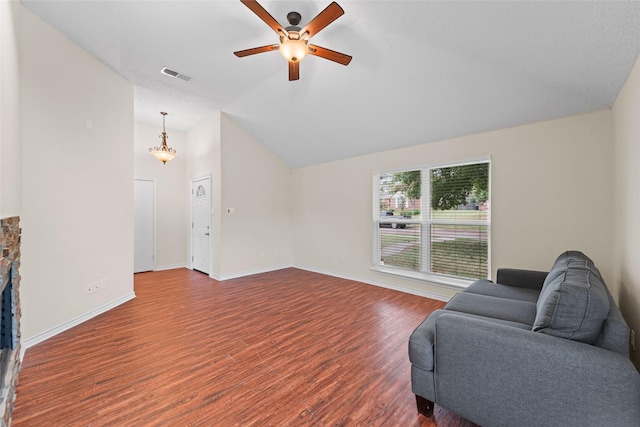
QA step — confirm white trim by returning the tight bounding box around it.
[20,292,136,360]
[370,265,471,290]
[155,263,186,271]
[487,161,493,279]
[214,264,294,281]
[134,178,157,272]
[190,174,212,275]
[212,265,451,302]
[296,265,452,302]
[371,155,492,177]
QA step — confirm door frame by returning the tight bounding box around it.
[134,178,157,273]
[190,174,212,275]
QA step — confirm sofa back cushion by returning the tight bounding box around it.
[532,251,609,344]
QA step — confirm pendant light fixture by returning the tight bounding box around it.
[149,112,176,164]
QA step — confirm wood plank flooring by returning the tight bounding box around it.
[12,268,477,426]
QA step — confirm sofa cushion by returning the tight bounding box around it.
[464,279,540,303]
[445,292,537,326]
[533,251,609,344]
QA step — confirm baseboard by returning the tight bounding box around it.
[293,265,452,302]
[215,264,294,281]
[214,263,451,301]
[20,292,136,360]
[155,263,186,271]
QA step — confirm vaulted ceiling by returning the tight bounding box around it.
[22,1,640,168]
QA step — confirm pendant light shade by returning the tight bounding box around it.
[149,112,176,164]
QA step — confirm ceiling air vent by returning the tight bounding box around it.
[161,67,192,82]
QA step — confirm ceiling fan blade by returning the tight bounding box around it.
[299,2,344,39]
[240,0,288,38]
[307,45,352,66]
[234,44,280,57]
[289,61,300,81]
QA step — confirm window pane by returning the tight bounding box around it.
[378,224,421,271]
[373,161,490,284]
[378,171,422,217]
[430,163,489,220]
[430,224,488,279]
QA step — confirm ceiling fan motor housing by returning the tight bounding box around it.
[287,11,302,26]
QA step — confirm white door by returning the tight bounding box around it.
[191,176,211,274]
[134,179,155,273]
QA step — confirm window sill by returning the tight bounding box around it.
[371,265,476,290]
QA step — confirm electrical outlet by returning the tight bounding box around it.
[631,329,636,352]
[99,278,107,291]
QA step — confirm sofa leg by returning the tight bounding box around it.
[415,395,434,417]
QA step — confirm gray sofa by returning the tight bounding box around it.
[409,251,640,426]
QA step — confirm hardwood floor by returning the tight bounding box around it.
[12,268,477,426]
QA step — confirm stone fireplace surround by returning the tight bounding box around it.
[0,217,21,425]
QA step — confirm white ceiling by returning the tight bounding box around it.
[21,0,640,168]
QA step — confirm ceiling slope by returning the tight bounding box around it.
[21,0,640,167]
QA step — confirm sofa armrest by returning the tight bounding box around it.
[496,268,547,290]
[433,313,640,427]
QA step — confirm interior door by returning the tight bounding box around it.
[191,176,211,274]
[134,179,155,273]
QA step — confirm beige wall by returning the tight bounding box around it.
[19,5,134,343]
[134,122,187,270]
[218,113,292,279]
[0,0,22,218]
[184,113,292,280]
[292,111,614,300]
[612,56,640,368]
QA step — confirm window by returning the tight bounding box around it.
[373,160,490,287]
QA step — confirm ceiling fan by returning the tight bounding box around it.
[234,0,352,81]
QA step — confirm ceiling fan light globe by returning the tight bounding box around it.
[280,38,307,63]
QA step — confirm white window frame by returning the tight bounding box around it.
[372,158,491,289]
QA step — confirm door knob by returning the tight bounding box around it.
[204,233,209,236]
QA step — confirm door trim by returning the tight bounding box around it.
[190,174,212,275]
[134,178,157,273]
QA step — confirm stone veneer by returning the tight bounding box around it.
[0,217,20,426]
